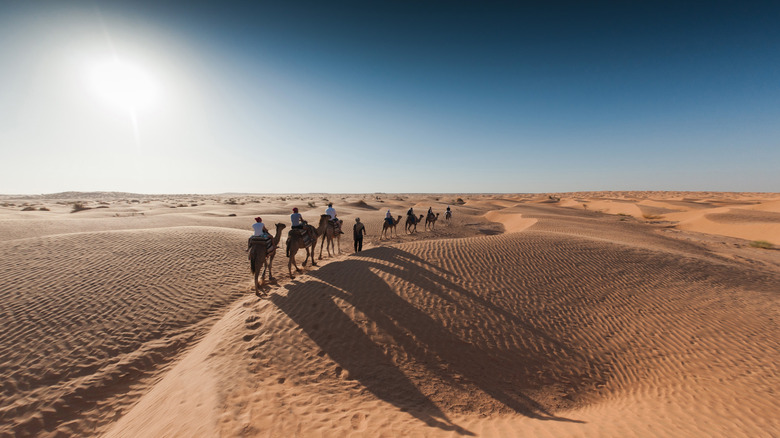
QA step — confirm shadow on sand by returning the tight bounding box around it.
[271,246,589,433]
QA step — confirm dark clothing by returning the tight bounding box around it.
[353,222,366,252]
[354,236,363,252]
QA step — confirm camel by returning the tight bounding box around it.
[425,212,440,231]
[405,214,424,234]
[381,215,402,239]
[319,217,343,260]
[248,223,285,290]
[287,214,328,278]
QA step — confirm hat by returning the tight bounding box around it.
[255,217,262,222]
[293,207,298,212]
[355,217,360,222]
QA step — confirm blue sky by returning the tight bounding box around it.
[1,1,778,194]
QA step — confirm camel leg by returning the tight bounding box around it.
[289,245,301,278]
[267,253,275,282]
[304,246,313,267]
[305,234,318,266]
[319,234,326,260]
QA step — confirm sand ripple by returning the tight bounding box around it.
[0,226,247,436]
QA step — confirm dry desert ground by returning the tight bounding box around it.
[1,191,778,437]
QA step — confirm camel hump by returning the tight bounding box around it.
[249,235,274,252]
[289,227,315,247]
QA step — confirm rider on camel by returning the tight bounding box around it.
[291,207,305,230]
[325,203,344,234]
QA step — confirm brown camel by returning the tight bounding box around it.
[287,215,328,278]
[381,215,402,239]
[425,212,440,231]
[249,223,286,290]
[405,214,424,234]
[319,217,343,260]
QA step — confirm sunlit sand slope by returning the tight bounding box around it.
[0,226,247,436]
[110,203,778,437]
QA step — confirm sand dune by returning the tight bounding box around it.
[1,192,778,437]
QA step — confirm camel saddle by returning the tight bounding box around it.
[249,235,275,252]
[289,228,314,247]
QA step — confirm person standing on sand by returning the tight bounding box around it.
[291,207,304,230]
[353,217,366,252]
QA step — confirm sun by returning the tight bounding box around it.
[89,59,158,111]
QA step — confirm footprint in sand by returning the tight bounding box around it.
[350,412,367,431]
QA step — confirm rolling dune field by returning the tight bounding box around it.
[1,192,778,437]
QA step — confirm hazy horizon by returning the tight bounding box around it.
[2,1,779,194]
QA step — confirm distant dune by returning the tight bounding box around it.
[1,192,778,437]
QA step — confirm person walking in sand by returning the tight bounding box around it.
[353,217,366,252]
[290,207,304,230]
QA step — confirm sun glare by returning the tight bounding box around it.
[89,59,158,111]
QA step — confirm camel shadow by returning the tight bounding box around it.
[363,248,585,360]
[272,247,592,429]
[271,283,474,435]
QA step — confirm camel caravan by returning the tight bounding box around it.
[248,204,453,289]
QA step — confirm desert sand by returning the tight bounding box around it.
[1,191,778,437]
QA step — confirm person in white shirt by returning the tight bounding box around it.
[290,207,304,230]
[252,217,269,237]
[325,203,343,234]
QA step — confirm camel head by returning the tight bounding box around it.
[274,223,286,243]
